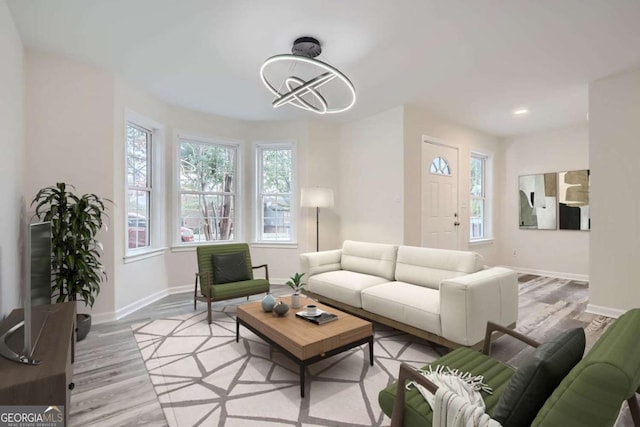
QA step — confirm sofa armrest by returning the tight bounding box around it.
[440,267,518,346]
[300,249,343,278]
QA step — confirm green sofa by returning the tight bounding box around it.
[380,308,640,427]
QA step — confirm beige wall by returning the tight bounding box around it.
[13,20,628,319]
[589,66,640,316]
[500,124,589,279]
[338,106,405,244]
[20,51,346,319]
[403,105,503,265]
[0,0,25,317]
[24,50,116,316]
[113,77,171,312]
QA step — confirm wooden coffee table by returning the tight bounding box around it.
[236,295,373,397]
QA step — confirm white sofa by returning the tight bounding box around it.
[300,240,518,348]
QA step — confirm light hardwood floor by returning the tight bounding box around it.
[68,276,633,426]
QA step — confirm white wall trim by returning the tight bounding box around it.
[500,265,589,282]
[92,288,170,325]
[585,304,626,319]
[92,279,289,325]
[168,284,193,295]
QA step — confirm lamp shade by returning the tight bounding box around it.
[301,187,334,208]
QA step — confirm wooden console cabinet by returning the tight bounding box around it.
[0,302,75,423]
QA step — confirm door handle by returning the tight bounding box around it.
[454,212,460,226]
[454,221,460,226]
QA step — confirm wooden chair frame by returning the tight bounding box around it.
[194,264,269,324]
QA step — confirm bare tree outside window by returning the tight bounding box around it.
[180,140,236,242]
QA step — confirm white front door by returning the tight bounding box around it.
[422,139,459,249]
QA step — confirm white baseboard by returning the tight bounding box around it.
[585,304,626,319]
[92,279,290,325]
[500,266,589,282]
[168,284,193,295]
[92,288,170,325]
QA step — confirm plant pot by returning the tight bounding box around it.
[76,313,92,341]
[291,293,301,308]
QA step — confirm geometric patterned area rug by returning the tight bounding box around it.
[132,306,441,426]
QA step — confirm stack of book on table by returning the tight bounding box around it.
[295,309,338,325]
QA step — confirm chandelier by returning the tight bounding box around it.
[260,37,356,115]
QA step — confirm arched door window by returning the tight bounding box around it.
[430,156,451,176]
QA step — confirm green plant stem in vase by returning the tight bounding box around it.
[286,272,305,308]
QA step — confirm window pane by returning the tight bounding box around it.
[180,141,235,193]
[470,157,484,196]
[180,194,234,242]
[127,125,149,188]
[262,148,292,194]
[262,195,291,240]
[470,198,484,239]
[127,190,150,249]
[430,156,451,176]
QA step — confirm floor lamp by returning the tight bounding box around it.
[301,187,334,251]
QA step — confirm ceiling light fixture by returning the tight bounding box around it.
[260,36,356,115]
[513,108,529,115]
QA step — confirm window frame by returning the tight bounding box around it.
[470,152,490,242]
[176,133,241,246]
[124,111,165,259]
[253,141,297,245]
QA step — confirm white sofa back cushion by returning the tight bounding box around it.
[395,246,485,290]
[340,240,398,281]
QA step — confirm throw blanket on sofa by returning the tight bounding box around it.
[433,389,502,427]
[407,366,500,427]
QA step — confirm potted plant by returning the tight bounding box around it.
[286,272,305,308]
[31,182,111,341]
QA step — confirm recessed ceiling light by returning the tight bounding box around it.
[513,109,529,115]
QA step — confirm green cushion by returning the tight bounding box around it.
[379,347,515,427]
[213,252,250,284]
[493,328,585,427]
[205,278,269,300]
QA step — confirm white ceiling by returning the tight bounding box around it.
[7,0,640,136]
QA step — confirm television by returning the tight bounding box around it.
[24,221,53,356]
[0,221,52,365]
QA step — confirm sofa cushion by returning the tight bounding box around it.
[492,327,586,427]
[341,240,398,281]
[361,282,441,335]
[395,246,485,290]
[212,252,250,284]
[307,270,390,308]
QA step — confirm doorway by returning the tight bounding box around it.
[421,138,460,249]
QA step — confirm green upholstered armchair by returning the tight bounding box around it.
[194,243,270,324]
[380,310,640,427]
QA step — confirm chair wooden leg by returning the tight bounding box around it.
[194,275,198,311]
[628,394,640,427]
[207,297,212,324]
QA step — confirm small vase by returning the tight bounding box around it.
[273,301,290,316]
[291,292,301,309]
[261,292,276,312]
